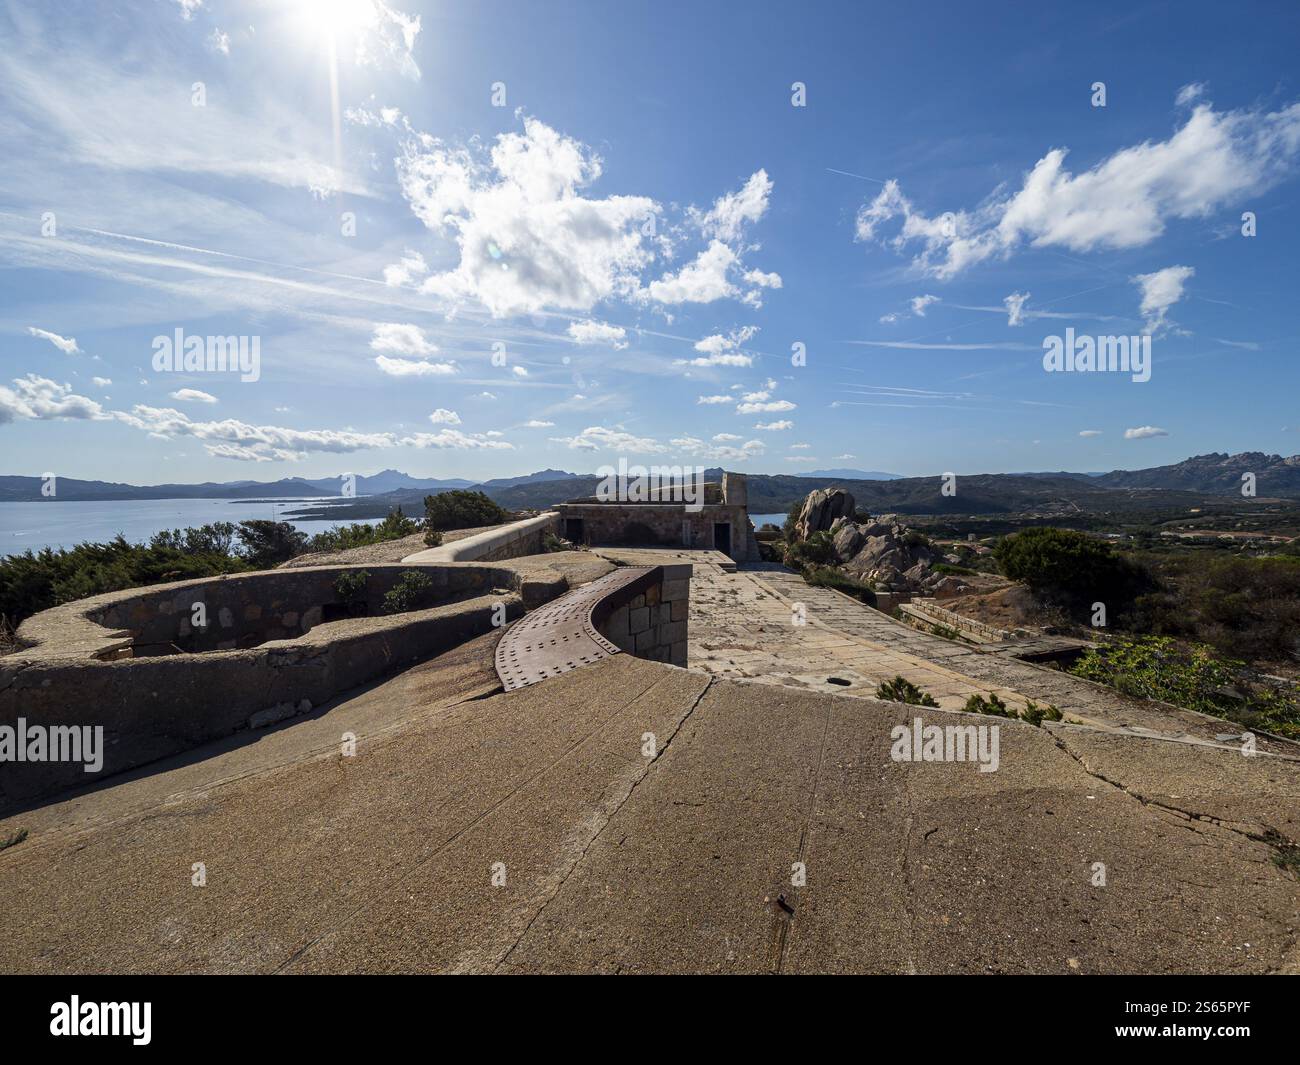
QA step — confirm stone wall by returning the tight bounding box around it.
[595,563,690,667]
[1,563,528,809]
[553,503,756,561]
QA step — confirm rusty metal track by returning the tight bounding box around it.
[495,566,658,691]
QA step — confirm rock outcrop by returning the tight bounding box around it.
[794,488,856,540]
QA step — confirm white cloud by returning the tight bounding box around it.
[696,394,732,405]
[374,354,458,377]
[790,443,811,450]
[169,388,217,404]
[910,294,940,317]
[1176,82,1206,107]
[475,391,497,400]
[879,312,902,324]
[399,117,656,317]
[522,419,554,428]
[382,250,429,287]
[679,325,757,368]
[511,365,529,377]
[550,425,666,454]
[207,29,230,56]
[1004,291,1030,326]
[428,408,461,425]
[403,429,513,450]
[1078,429,1102,437]
[754,419,794,431]
[713,433,742,442]
[0,374,104,423]
[92,376,112,388]
[692,169,773,242]
[173,0,202,19]
[856,96,1300,278]
[647,240,738,305]
[1132,265,1194,334]
[567,319,628,348]
[834,453,856,460]
[370,323,458,376]
[737,398,795,415]
[370,322,438,356]
[26,326,81,354]
[1124,425,1168,439]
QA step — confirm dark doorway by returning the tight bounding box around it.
[713,522,731,556]
[564,518,585,543]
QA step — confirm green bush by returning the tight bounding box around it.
[1070,634,1300,738]
[0,533,248,630]
[1020,700,1064,727]
[994,527,1152,619]
[803,565,876,605]
[1127,555,1300,666]
[306,508,419,554]
[423,489,510,532]
[876,675,938,706]
[333,569,370,604]
[786,530,837,569]
[237,520,309,569]
[963,692,1015,718]
[382,570,434,614]
[423,527,444,548]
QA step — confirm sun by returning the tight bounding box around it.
[295,0,379,43]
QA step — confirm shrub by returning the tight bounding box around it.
[382,570,434,614]
[0,534,248,630]
[876,675,938,707]
[423,527,444,548]
[237,520,309,569]
[963,692,1015,718]
[803,564,876,605]
[306,508,419,554]
[1020,700,1064,727]
[994,527,1152,619]
[333,569,370,604]
[423,489,509,532]
[786,530,837,569]
[1070,634,1300,738]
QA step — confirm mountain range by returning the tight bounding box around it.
[2,454,1297,510]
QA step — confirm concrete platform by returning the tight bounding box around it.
[2,642,1297,974]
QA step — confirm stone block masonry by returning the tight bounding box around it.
[602,563,691,667]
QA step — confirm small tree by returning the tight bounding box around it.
[994,526,1152,619]
[237,520,309,569]
[423,489,510,532]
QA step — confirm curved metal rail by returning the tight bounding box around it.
[494,566,658,691]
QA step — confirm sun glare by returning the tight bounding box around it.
[297,0,378,43]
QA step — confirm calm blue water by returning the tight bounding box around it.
[0,498,377,556]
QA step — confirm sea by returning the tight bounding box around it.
[0,497,375,556]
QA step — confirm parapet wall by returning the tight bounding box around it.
[1,563,526,809]
[403,512,560,565]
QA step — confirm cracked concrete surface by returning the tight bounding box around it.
[3,640,1296,973]
[1,556,1297,974]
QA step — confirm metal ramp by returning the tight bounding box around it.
[494,566,658,691]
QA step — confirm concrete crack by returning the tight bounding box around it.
[492,675,714,972]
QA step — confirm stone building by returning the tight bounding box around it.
[553,471,759,561]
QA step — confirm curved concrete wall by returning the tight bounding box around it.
[1,563,524,809]
[402,512,560,565]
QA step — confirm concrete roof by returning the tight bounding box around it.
[2,635,1296,974]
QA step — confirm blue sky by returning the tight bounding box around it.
[1,0,1298,484]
